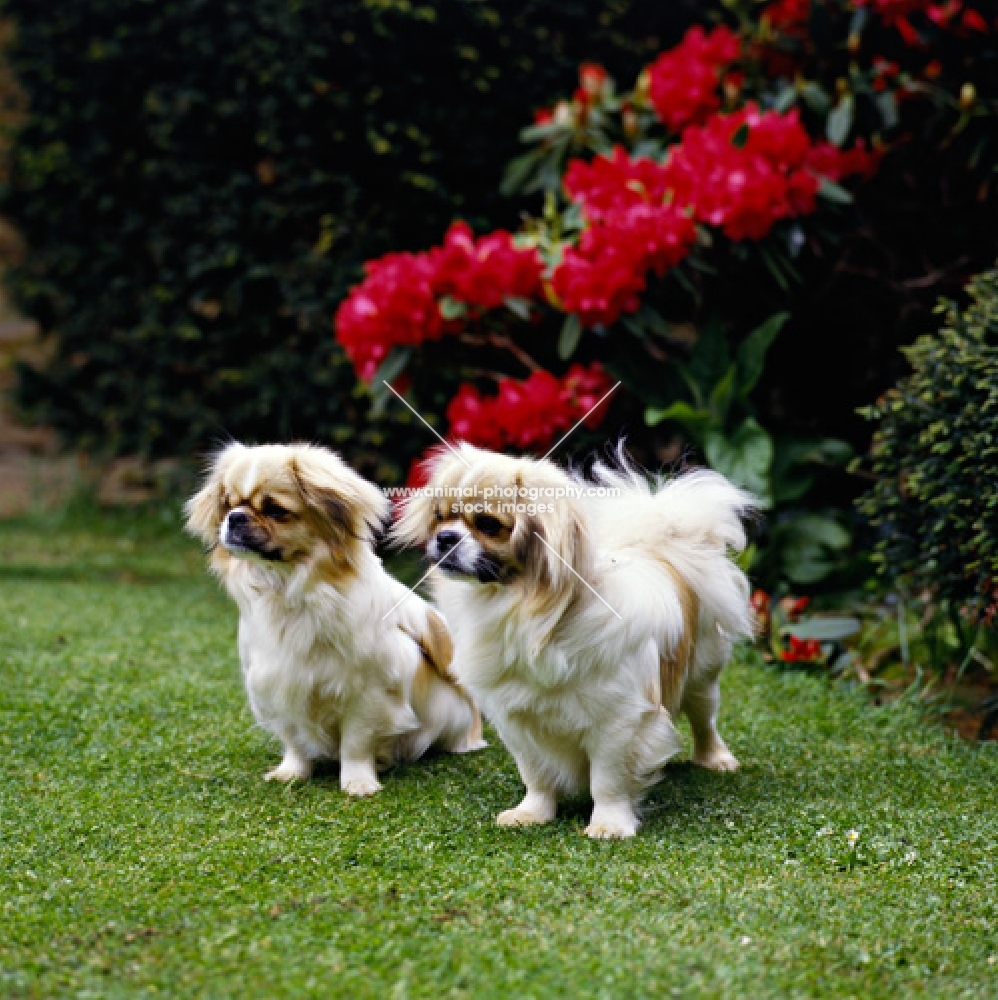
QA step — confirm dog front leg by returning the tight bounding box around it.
[586,754,639,839]
[497,753,557,828]
[339,720,382,797]
[264,744,313,783]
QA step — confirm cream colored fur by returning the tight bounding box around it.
[394,444,755,837]
[186,442,483,796]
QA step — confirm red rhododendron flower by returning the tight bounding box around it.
[562,362,614,428]
[445,382,507,450]
[433,222,543,311]
[334,251,446,381]
[661,105,876,240]
[579,63,609,96]
[780,634,823,662]
[559,148,697,325]
[564,146,674,216]
[550,228,648,329]
[335,222,542,378]
[445,363,612,451]
[646,25,741,132]
[750,589,772,631]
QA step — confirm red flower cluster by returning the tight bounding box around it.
[335,222,542,379]
[661,105,876,240]
[780,634,823,662]
[434,222,543,310]
[446,363,612,451]
[645,26,741,133]
[554,148,697,327]
[334,251,446,381]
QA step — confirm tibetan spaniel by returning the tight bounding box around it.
[185,442,483,796]
[394,444,756,838]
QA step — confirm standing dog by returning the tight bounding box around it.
[394,444,755,837]
[185,442,483,795]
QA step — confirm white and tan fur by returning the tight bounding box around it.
[394,444,756,837]
[185,442,483,796]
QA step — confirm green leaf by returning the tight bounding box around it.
[758,246,791,292]
[731,122,749,149]
[789,514,851,549]
[826,95,854,147]
[645,401,712,441]
[736,312,788,398]
[500,150,542,197]
[774,83,797,113]
[637,304,672,339]
[704,417,774,503]
[783,616,862,642]
[439,296,466,320]
[504,296,531,321]
[876,90,898,130]
[687,317,731,397]
[817,177,854,205]
[708,364,738,424]
[558,313,582,360]
[368,347,413,417]
[801,82,831,114]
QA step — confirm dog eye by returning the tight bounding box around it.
[474,514,504,537]
[261,498,291,521]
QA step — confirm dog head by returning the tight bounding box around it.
[185,442,388,577]
[393,444,592,609]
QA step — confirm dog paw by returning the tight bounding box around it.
[342,775,382,797]
[264,761,311,783]
[585,806,639,840]
[496,800,556,827]
[693,747,740,772]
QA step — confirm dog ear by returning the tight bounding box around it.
[391,444,474,548]
[184,443,244,546]
[511,464,593,652]
[290,445,389,545]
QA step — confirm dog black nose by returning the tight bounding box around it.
[436,529,462,552]
[227,509,250,528]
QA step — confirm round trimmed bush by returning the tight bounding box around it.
[859,266,998,621]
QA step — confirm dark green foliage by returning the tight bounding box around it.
[1,0,689,466]
[859,266,998,622]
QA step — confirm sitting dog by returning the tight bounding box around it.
[185,442,483,795]
[394,444,755,837]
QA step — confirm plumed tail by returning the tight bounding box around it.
[587,458,757,643]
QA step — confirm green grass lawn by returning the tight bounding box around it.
[2,504,997,999]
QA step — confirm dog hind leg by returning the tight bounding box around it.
[683,676,739,772]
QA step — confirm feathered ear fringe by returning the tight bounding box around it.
[391,443,478,549]
[290,445,389,546]
[184,442,247,546]
[510,466,594,658]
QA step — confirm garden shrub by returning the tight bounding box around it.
[0,0,689,467]
[859,265,998,624]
